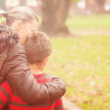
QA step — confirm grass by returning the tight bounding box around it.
[0,16,5,24]
[38,14,110,29]
[66,15,110,28]
[44,35,110,110]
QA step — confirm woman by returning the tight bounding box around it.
[0,6,66,105]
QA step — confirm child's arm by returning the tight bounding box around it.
[0,81,11,109]
[54,98,64,110]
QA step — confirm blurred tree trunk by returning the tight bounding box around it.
[95,0,106,13]
[0,0,5,10]
[85,0,89,10]
[41,0,70,35]
[19,0,26,6]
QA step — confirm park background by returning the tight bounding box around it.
[0,0,110,110]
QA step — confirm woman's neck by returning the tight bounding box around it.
[29,64,42,75]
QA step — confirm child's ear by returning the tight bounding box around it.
[40,57,49,71]
[43,57,49,66]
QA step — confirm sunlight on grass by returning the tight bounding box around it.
[39,14,110,29]
[44,35,110,110]
[0,16,5,24]
[66,15,110,28]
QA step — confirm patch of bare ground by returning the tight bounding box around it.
[63,97,83,110]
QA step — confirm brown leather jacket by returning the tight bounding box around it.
[0,24,66,104]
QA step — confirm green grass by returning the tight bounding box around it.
[66,15,110,28]
[0,16,5,24]
[38,15,110,29]
[44,35,110,110]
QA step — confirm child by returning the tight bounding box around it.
[0,31,64,110]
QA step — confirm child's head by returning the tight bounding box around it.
[23,31,52,71]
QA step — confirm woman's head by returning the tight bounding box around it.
[0,6,39,44]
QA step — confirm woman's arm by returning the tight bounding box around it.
[0,44,66,104]
[0,24,66,104]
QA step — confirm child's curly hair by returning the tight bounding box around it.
[0,24,19,53]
